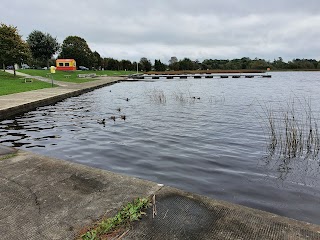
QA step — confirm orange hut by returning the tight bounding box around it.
[56,59,77,71]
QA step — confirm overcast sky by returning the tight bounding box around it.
[1,0,320,62]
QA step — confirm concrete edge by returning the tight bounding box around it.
[3,147,320,232]
[0,80,120,121]
[0,144,18,156]
[12,148,162,191]
[152,186,320,232]
[2,147,320,238]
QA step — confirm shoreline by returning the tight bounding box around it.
[0,148,319,239]
[0,76,125,121]
[1,73,320,238]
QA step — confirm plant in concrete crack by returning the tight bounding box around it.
[81,197,150,240]
[0,153,17,161]
[81,230,97,240]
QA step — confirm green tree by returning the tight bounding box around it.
[140,57,152,71]
[179,58,194,70]
[26,30,60,68]
[92,51,103,70]
[168,56,180,71]
[225,59,242,70]
[120,59,134,71]
[103,57,119,70]
[169,56,178,65]
[250,58,270,70]
[0,23,31,75]
[59,36,93,68]
[240,57,251,69]
[272,57,287,70]
[154,59,166,71]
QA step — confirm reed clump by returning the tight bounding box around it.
[148,88,167,104]
[262,98,320,160]
[172,91,195,104]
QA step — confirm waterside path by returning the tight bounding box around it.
[0,76,124,121]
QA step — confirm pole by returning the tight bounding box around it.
[51,74,53,87]
[136,62,138,74]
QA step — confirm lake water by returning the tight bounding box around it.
[1,72,320,224]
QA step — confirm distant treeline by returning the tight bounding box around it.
[1,23,319,72]
[45,56,320,72]
[101,57,320,72]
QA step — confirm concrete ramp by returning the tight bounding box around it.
[124,187,320,240]
[0,149,320,239]
[0,150,160,240]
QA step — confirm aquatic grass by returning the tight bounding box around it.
[260,98,320,161]
[172,91,195,104]
[147,88,167,104]
[80,197,150,240]
[171,84,200,104]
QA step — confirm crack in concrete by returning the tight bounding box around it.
[0,176,46,239]
[0,176,40,213]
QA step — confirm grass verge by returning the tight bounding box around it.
[18,70,136,83]
[0,71,55,96]
[80,197,150,240]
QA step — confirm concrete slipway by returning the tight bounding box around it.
[0,76,320,239]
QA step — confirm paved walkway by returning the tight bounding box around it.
[0,150,161,240]
[5,70,30,77]
[0,75,124,120]
[5,70,71,86]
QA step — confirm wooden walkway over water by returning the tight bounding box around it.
[131,73,272,80]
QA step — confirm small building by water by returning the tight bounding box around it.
[56,59,76,71]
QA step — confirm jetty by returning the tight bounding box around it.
[130,70,272,80]
[131,73,271,80]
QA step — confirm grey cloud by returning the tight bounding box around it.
[1,0,320,61]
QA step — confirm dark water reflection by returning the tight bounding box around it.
[1,72,320,224]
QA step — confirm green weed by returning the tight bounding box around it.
[81,197,150,240]
[0,153,17,161]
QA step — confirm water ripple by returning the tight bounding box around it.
[1,72,320,224]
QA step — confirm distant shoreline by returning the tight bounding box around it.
[146,70,266,75]
[269,69,320,72]
[145,69,320,75]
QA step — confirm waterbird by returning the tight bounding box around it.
[120,115,126,120]
[126,98,129,101]
[110,116,116,121]
[97,119,106,124]
[117,107,121,112]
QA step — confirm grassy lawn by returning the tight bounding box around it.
[18,69,136,83]
[0,71,56,96]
